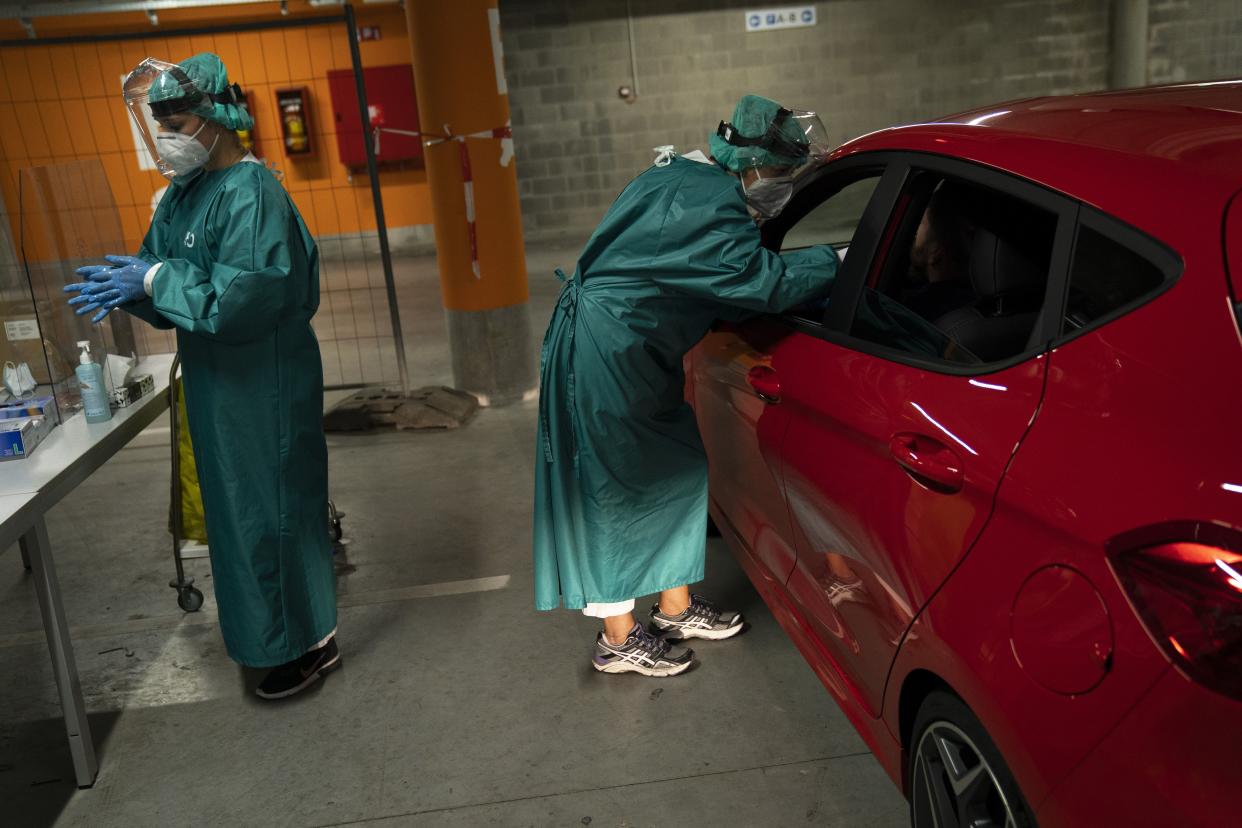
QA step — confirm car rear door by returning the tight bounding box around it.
[773,155,1076,717]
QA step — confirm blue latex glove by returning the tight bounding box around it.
[64,255,153,324]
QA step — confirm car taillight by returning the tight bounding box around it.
[1111,542,1242,700]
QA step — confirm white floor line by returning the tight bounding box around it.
[0,574,510,649]
[336,574,511,607]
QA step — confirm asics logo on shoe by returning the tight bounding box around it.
[607,649,658,668]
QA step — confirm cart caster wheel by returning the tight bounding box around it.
[330,520,344,543]
[178,587,204,613]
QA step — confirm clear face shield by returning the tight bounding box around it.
[123,58,229,181]
[716,108,831,220]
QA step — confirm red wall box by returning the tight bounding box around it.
[326,65,422,167]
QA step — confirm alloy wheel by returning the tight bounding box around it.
[911,720,1021,828]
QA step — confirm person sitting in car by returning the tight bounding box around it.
[902,182,977,322]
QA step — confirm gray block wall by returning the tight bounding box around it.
[1150,0,1242,82]
[498,0,1242,243]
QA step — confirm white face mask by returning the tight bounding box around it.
[3,361,37,398]
[744,175,795,220]
[155,119,217,180]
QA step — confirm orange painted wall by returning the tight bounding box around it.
[0,2,430,259]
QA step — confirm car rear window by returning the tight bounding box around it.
[1063,222,1171,333]
[846,169,1060,367]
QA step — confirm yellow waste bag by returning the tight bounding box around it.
[175,378,209,544]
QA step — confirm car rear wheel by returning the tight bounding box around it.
[909,691,1036,828]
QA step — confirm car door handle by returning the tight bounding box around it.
[889,432,964,493]
[747,366,781,403]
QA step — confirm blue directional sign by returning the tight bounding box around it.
[745,6,818,32]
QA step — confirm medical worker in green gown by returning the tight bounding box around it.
[65,54,339,700]
[534,95,839,677]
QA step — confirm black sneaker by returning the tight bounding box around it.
[255,637,342,700]
[593,623,695,677]
[651,594,744,641]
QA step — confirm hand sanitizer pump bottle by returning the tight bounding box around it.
[76,341,112,424]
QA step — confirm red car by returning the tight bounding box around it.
[688,82,1241,827]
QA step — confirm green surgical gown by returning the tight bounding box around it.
[126,161,336,667]
[533,156,839,610]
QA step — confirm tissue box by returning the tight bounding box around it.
[0,394,59,423]
[0,416,51,460]
[110,384,138,409]
[109,373,156,409]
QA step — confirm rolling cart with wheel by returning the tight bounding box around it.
[166,354,345,612]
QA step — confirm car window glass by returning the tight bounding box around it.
[781,175,881,253]
[1063,223,1168,333]
[848,171,1058,367]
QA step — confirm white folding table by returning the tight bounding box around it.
[0,353,174,788]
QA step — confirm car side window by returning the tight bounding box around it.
[847,170,1059,367]
[780,175,882,255]
[1063,220,1172,333]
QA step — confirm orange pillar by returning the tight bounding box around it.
[405,0,535,405]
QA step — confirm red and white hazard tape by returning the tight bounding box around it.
[373,123,514,279]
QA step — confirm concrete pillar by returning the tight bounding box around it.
[404,0,536,406]
[1110,0,1150,89]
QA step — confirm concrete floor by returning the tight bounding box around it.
[0,240,907,828]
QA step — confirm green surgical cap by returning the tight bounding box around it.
[149,52,253,131]
[709,94,807,173]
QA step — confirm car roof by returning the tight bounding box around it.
[836,81,1242,230]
